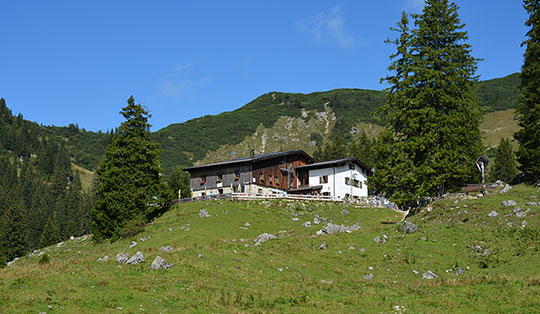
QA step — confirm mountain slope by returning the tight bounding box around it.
[154,73,521,172]
[1,184,538,312]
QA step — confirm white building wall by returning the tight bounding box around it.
[308,162,368,199]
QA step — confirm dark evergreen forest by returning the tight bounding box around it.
[0,98,96,265]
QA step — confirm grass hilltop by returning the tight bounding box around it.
[1,184,539,313]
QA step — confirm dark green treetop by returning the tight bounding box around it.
[372,0,483,207]
[92,96,173,241]
[515,0,540,182]
[489,138,518,183]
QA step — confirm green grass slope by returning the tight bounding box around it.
[2,185,538,313]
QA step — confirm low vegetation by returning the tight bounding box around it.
[1,185,538,312]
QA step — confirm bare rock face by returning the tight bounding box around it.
[401,221,418,234]
[126,251,145,264]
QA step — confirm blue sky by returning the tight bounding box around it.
[0,1,528,132]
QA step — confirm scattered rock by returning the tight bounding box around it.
[468,244,491,257]
[500,184,511,194]
[412,270,420,274]
[422,270,438,279]
[319,242,327,250]
[199,209,210,218]
[348,246,355,250]
[302,221,312,227]
[501,200,517,207]
[401,221,418,234]
[363,274,374,280]
[129,241,137,248]
[70,236,75,240]
[292,217,299,222]
[515,208,531,218]
[315,223,361,235]
[197,254,204,258]
[168,227,173,232]
[313,217,321,224]
[116,253,129,263]
[374,235,388,244]
[359,248,365,253]
[126,251,145,264]
[513,207,522,213]
[427,207,433,213]
[150,256,164,269]
[140,237,147,242]
[254,233,277,244]
[7,257,19,266]
[456,268,465,276]
[341,209,350,215]
[487,211,498,218]
[244,222,250,227]
[97,255,110,262]
[522,221,527,228]
[159,246,174,252]
[162,262,174,269]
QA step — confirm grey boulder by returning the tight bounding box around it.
[487,211,498,218]
[126,251,145,264]
[422,270,438,279]
[501,200,517,207]
[159,246,174,252]
[116,253,129,263]
[401,221,418,234]
[199,209,210,218]
[254,233,277,244]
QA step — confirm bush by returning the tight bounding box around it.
[39,254,50,264]
[118,218,146,239]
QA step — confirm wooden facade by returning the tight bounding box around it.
[184,150,314,193]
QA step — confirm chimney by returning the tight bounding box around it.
[231,152,237,160]
[250,149,255,158]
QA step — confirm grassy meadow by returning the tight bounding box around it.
[1,185,539,313]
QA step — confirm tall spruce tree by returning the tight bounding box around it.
[515,0,540,182]
[39,214,61,248]
[372,1,483,207]
[0,202,29,262]
[92,96,172,241]
[489,138,518,183]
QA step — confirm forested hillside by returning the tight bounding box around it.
[0,98,93,265]
[154,73,521,173]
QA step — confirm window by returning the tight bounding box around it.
[353,179,360,188]
[258,188,263,194]
[322,192,331,196]
[259,173,264,182]
[268,175,273,183]
[275,176,279,184]
[217,174,222,183]
[200,176,206,185]
[345,177,350,185]
[349,164,355,170]
[235,170,241,180]
[319,175,328,184]
[359,181,363,189]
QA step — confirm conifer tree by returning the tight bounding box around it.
[372,1,483,207]
[489,138,518,183]
[515,0,540,182]
[92,96,173,241]
[167,167,191,198]
[0,202,29,262]
[40,214,61,247]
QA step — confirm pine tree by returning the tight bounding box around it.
[372,1,483,207]
[167,167,191,198]
[515,0,540,182]
[489,138,518,183]
[0,202,29,262]
[40,214,61,248]
[92,96,173,241]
